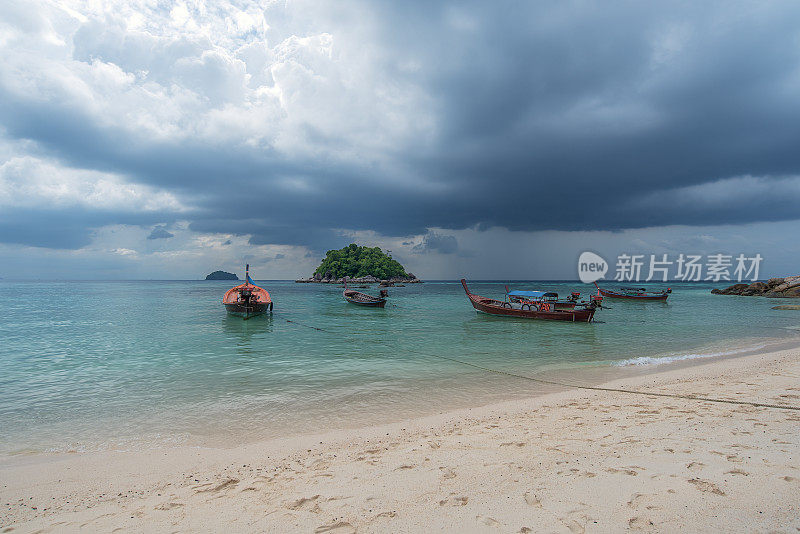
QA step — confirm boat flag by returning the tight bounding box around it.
[246,264,254,285]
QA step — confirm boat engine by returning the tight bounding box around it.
[589,295,605,309]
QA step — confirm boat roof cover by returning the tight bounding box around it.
[507,290,558,298]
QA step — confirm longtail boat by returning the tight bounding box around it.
[462,279,599,322]
[505,285,581,311]
[343,279,387,307]
[594,282,671,301]
[222,264,273,318]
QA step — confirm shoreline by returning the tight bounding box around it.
[4,335,798,458]
[2,345,799,532]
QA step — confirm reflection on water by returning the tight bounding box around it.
[221,314,274,358]
[222,314,274,337]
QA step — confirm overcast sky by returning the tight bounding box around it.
[1,1,799,280]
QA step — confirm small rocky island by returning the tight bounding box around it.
[296,244,421,285]
[711,275,800,297]
[205,270,239,281]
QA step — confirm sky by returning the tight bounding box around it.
[1,0,799,280]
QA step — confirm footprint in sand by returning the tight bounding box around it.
[559,518,585,534]
[523,491,542,507]
[439,495,468,506]
[628,516,655,530]
[314,521,355,534]
[686,462,705,471]
[194,477,239,494]
[606,467,639,476]
[687,478,725,495]
[375,510,397,519]
[286,495,322,513]
[477,515,501,527]
[627,493,645,508]
[394,464,415,471]
[439,467,456,480]
[725,469,749,476]
[154,501,184,511]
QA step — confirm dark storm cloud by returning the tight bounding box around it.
[0,208,176,249]
[413,232,458,254]
[2,1,800,250]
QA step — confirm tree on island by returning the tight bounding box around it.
[314,244,408,280]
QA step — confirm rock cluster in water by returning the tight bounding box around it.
[295,271,421,285]
[205,270,239,280]
[711,275,800,297]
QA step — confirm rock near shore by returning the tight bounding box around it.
[711,275,800,297]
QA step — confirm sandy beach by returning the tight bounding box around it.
[2,347,799,533]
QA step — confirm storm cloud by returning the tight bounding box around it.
[1,0,800,255]
[413,232,459,255]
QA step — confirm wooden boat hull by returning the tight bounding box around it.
[344,290,386,307]
[345,296,386,307]
[512,300,576,310]
[343,280,387,307]
[224,301,272,318]
[596,288,669,301]
[222,269,273,319]
[462,280,596,322]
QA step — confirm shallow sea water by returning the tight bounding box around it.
[1,280,797,454]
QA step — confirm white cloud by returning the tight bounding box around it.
[0,0,430,159]
[0,155,185,211]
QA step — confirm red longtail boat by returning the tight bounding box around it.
[343,278,387,307]
[594,282,671,301]
[504,284,581,311]
[462,280,599,322]
[222,264,273,318]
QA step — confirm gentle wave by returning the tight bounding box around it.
[614,343,770,367]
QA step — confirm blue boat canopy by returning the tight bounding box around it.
[506,290,558,299]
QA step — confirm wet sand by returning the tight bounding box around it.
[2,347,799,533]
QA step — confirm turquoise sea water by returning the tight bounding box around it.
[1,280,798,455]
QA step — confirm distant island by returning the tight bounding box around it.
[296,244,420,284]
[205,270,239,280]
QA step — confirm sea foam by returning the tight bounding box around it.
[614,343,769,367]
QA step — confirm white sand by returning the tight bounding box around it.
[2,348,799,533]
